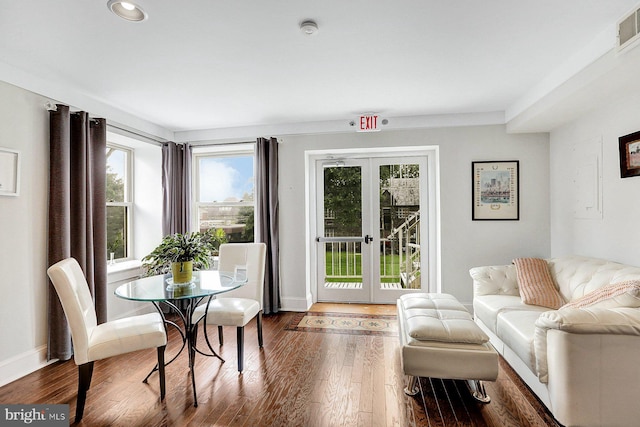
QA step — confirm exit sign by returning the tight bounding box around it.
[357,114,380,132]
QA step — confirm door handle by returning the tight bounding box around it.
[316,237,364,243]
[316,235,374,244]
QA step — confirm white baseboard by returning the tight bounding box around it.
[0,345,56,388]
[280,294,313,312]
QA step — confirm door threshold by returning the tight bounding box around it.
[310,302,397,315]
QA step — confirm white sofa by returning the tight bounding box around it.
[470,255,640,427]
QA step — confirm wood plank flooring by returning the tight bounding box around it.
[0,306,560,426]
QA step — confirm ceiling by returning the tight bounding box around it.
[0,0,638,139]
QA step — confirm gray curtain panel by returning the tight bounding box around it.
[47,105,107,361]
[256,137,280,314]
[162,142,192,235]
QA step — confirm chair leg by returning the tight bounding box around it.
[237,326,244,372]
[257,311,263,348]
[218,325,224,346]
[157,346,166,400]
[76,362,94,422]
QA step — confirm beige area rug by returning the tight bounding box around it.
[286,311,398,336]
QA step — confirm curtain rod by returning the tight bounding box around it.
[44,102,276,147]
[188,139,257,147]
[44,102,166,146]
[106,123,166,147]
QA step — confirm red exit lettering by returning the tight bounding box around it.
[358,115,379,132]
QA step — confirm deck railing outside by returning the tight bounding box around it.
[324,211,421,289]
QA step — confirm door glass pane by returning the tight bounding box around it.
[323,165,362,289]
[379,164,421,289]
[323,166,361,237]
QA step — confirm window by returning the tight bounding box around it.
[106,144,132,261]
[194,148,255,243]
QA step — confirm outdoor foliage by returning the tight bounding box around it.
[106,163,126,258]
[239,207,254,242]
[323,166,362,236]
[200,227,227,255]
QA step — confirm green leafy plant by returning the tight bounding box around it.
[142,231,218,276]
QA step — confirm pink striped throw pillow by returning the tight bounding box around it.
[513,258,564,309]
[562,280,640,309]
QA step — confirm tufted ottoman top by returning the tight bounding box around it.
[399,293,490,344]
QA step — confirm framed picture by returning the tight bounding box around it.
[472,160,519,220]
[619,130,640,178]
[0,147,20,196]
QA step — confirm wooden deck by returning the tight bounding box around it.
[325,282,402,290]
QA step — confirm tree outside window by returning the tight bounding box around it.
[106,145,131,261]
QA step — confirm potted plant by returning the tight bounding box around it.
[142,232,213,284]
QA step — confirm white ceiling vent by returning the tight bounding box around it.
[618,5,640,52]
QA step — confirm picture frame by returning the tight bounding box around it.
[618,130,640,178]
[0,147,20,197]
[472,160,519,220]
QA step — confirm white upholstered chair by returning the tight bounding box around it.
[192,242,266,372]
[47,258,167,422]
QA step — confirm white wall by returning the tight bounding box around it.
[277,126,550,310]
[0,81,52,385]
[0,82,163,387]
[550,90,640,265]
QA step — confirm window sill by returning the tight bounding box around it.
[107,259,143,283]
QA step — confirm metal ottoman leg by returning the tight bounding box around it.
[467,379,491,403]
[404,375,420,396]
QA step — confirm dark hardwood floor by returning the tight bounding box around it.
[0,308,560,426]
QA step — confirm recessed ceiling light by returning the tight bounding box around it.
[300,20,318,36]
[107,0,148,22]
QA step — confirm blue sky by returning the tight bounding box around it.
[106,148,126,180]
[199,156,254,202]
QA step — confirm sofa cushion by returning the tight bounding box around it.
[496,310,544,373]
[470,265,520,297]
[401,293,490,344]
[561,280,640,309]
[549,255,640,302]
[473,295,548,334]
[513,258,564,309]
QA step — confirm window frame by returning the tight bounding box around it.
[192,144,256,242]
[106,142,134,262]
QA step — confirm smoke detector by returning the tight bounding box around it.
[300,20,319,36]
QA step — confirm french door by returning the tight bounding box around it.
[316,156,428,303]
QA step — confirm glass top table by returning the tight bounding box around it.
[114,270,247,407]
[114,270,243,302]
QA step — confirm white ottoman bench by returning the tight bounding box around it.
[397,293,499,402]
